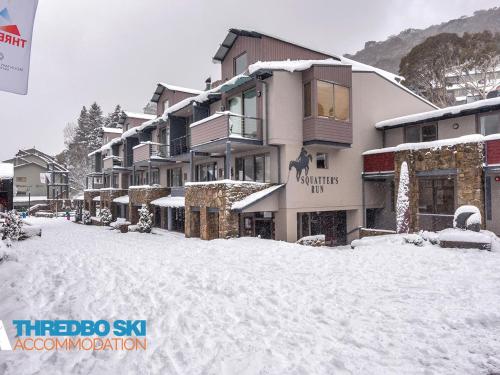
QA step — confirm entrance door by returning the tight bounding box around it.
[418,177,455,231]
[255,219,273,239]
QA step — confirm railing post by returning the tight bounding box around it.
[189,150,195,182]
[226,141,232,180]
[148,161,152,185]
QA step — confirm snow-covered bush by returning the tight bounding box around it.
[99,207,113,226]
[1,210,23,241]
[453,205,481,231]
[82,210,92,225]
[396,161,410,234]
[137,204,153,233]
[296,234,325,247]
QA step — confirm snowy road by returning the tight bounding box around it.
[1,218,500,374]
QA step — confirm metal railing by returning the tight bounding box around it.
[170,135,190,156]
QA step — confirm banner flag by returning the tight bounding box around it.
[0,0,39,95]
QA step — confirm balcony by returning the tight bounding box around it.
[363,152,395,175]
[190,112,262,152]
[133,142,169,163]
[103,155,123,170]
[171,135,190,156]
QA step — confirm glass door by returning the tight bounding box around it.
[228,96,242,135]
[243,88,257,137]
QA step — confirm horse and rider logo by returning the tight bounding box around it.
[289,147,313,181]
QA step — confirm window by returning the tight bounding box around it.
[317,81,334,117]
[196,162,216,182]
[235,154,271,183]
[167,168,183,187]
[418,178,455,215]
[315,80,350,121]
[303,82,312,117]
[405,123,437,143]
[228,88,257,138]
[480,112,500,136]
[234,52,248,75]
[316,153,328,169]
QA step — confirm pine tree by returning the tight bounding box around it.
[2,210,23,241]
[87,102,104,152]
[104,105,122,128]
[137,204,153,233]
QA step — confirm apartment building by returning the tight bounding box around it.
[363,97,500,235]
[3,148,70,211]
[85,28,438,244]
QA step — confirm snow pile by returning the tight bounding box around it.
[1,219,500,374]
[396,162,410,233]
[0,163,14,179]
[113,195,129,204]
[157,83,203,95]
[296,234,325,247]
[438,228,492,245]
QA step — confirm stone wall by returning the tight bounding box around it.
[185,182,269,240]
[128,186,169,224]
[394,142,484,232]
[83,190,101,216]
[100,188,128,219]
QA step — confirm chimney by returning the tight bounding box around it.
[205,77,211,91]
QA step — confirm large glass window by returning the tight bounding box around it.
[303,82,312,117]
[235,154,271,183]
[167,168,183,187]
[315,80,350,121]
[317,81,334,117]
[405,123,437,143]
[334,85,350,121]
[480,112,500,136]
[228,96,242,135]
[243,88,257,138]
[234,52,248,75]
[196,163,216,182]
[316,153,328,169]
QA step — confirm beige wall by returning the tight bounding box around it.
[267,71,304,145]
[13,164,47,196]
[438,115,477,139]
[274,72,435,242]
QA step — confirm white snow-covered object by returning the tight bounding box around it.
[396,162,410,234]
[0,163,14,179]
[453,205,481,230]
[150,196,185,208]
[438,228,491,245]
[113,195,129,205]
[231,184,284,211]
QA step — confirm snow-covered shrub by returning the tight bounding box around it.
[137,204,153,233]
[396,161,410,234]
[1,210,23,241]
[99,208,113,226]
[296,234,325,247]
[454,205,481,231]
[404,233,424,247]
[82,210,92,225]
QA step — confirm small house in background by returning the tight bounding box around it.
[2,148,70,213]
[0,163,14,212]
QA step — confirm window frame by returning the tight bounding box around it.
[235,153,271,183]
[316,153,328,169]
[233,52,248,76]
[404,122,438,143]
[314,79,351,122]
[303,81,312,118]
[479,111,500,136]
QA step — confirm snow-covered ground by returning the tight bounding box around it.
[1,218,500,374]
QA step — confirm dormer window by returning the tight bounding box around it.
[234,52,248,75]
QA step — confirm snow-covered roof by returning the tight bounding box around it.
[376,97,500,129]
[88,137,123,157]
[158,83,203,95]
[92,196,101,202]
[13,195,47,202]
[123,112,156,120]
[150,195,185,208]
[248,58,436,108]
[362,134,500,155]
[72,194,85,201]
[231,184,285,211]
[102,127,122,134]
[0,163,14,179]
[113,195,129,204]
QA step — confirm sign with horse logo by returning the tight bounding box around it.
[288,147,339,193]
